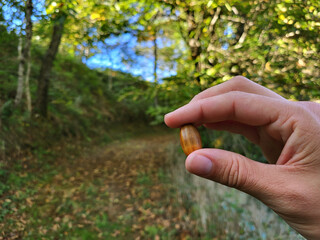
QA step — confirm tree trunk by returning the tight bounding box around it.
[153,28,158,107]
[108,69,113,91]
[153,29,158,84]
[15,36,25,106]
[25,59,32,113]
[24,0,33,114]
[34,15,65,117]
[189,38,201,81]
[186,9,202,84]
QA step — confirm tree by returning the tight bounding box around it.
[14,0,33,113]
[24,0,33,113]
[34,7,66,117]
[151,0,320,99]
[34,0,132,117]
[15,35,25,106]
[123,0,320,124]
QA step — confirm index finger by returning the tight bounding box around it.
[191,76,284,103]
[165,91,288,128]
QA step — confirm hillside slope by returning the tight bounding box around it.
[0,28,152,162]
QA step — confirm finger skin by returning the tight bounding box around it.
[191,76,284,102]
[165,91,285,129]
[165,91,296,164]
[185,149,276,194]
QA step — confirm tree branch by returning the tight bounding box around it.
[208,7,221,33]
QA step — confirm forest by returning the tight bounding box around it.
[0,0,319,239]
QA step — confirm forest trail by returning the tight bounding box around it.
[2,131,198,239]
[52,132,195,239]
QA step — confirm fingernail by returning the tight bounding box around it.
[186,154,212,176]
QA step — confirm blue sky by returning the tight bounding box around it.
[86,33,176,82]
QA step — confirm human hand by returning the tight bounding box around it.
[164,76,320,239]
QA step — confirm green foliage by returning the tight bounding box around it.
[0,164,9,196]
[95,213,124,238]
[1,1,320,238]
[0,30,18,103]
[200,127,266,163]
[118,0,320,124]
[136,172,152,186]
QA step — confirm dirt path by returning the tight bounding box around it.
[58,132,196,239]
[2,132,199,239]
[81,133,182,239]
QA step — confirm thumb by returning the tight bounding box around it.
[185,149,281,198]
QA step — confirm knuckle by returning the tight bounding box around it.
[197,99,206,120]
[228,76,252,88]
[192,92,202,101]
[226,158,240,188]
[225,155,248,190]
[225,91,245,102]
[298,101,320,120]
[288,101,313,122]
[228,90,243,96]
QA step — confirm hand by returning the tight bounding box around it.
[164,76,320,240]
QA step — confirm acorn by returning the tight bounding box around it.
[180,124,202,156]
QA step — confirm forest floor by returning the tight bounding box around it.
[1,128,202,240]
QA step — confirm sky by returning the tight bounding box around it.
[86,33,176,82]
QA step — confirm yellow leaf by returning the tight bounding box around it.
[207,68,216,76]
[225,3,232,11]
[91,13,100,20]
[265,62,272,72]
[279,14,285,21]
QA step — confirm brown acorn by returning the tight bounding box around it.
[180,124,202,156]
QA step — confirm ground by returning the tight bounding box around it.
[1,130,200,240]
